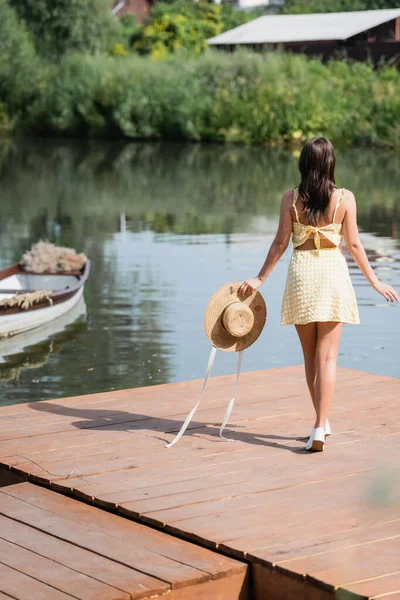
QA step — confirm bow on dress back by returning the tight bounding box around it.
[292,187,345,252]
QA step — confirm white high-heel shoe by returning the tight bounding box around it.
[325,419,331,437]
[305,427,325,452]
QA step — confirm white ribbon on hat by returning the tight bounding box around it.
[165,346,243,449]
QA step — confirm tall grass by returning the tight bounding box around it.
[5,50,400,147]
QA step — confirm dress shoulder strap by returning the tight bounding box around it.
[332,188,345,224]
[292,187,300,223]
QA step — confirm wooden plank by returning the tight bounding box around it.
[0,538,130,600]
[228,519,400,563]
[0,563,75,600]
[5,392,397,469]
[0,515,168,599]
[0,493,211,589]
[128,463,400,530]
[150,492,399,559]
[342,572,400,599]
[0,372,373,435]
[0,368,387,442]
[0,387,311,443]
[8,443,269,485]
[0,393,311,457]
[278,537,400,590]
[2,483,246,580]
[6,401,399,487]
[53,445,274,499]
[2,393,397,476]
[6,422,399,493]
[49,417,398,502]
[0,392,394,490]
[118,442,400,516]
[0,528,247,600]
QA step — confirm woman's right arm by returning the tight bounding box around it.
[343,191,399,303]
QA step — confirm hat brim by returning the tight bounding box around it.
[204,282,267,352]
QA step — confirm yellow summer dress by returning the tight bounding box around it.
[281,187,360,326]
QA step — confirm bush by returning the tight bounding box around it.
[21,50,400,148]
[27,52,209,138]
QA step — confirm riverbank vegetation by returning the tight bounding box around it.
[2,50,399,148]
[0,0,399,147]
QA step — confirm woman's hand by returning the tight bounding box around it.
[372,281,399,303]
[237,277,263,298]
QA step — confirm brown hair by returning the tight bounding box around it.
[297,137,336,226]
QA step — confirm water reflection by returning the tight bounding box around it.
[0,139,399,405]
[1,138,399,240]
[0,297,87,383]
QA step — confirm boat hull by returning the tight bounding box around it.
[0,294,87,362]
[0,287,84,339]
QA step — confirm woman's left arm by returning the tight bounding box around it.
[238,191,293,297]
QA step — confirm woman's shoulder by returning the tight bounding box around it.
[282,188,296,203]
[339,188,355,205]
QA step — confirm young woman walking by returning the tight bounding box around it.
[238,137,399,452]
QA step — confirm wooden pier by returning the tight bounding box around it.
[0,365,399,599]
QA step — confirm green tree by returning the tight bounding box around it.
[10,0,119,59]
[281,0,400,13]
[133,0,259,58]
[0,0,42,117]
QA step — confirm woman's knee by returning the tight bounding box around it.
[316,348,338,364]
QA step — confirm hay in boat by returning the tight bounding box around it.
[0,290,53,311]
[21,241,87,274]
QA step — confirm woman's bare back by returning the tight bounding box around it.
[291,187,347,250]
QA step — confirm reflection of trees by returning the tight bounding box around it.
[0,342,54,384]
[0,139,295,235]
[0,315,87,402]
[0,139,399,239]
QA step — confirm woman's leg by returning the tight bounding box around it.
[295,323,318,413]
[314,322,343,428]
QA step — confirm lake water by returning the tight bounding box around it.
[0,138,399,406]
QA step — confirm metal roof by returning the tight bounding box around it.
[208,8,400,45]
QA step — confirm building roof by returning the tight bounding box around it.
[208,8,400,45]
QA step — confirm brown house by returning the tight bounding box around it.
[208,8,400,63]
[112,0,153,24]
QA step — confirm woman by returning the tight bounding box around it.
[238,137,399,452]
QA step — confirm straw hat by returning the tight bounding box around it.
[204,282,267,352]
